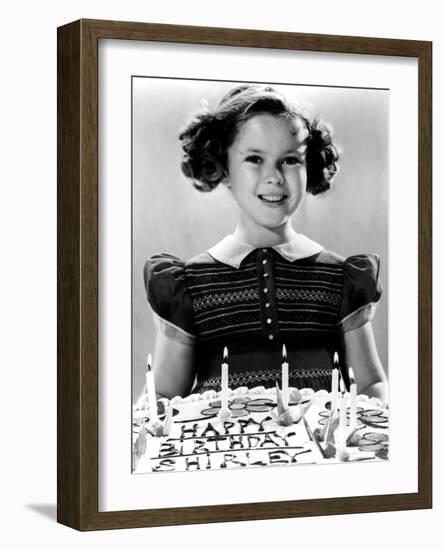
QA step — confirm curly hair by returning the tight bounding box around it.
[179,84,339,195]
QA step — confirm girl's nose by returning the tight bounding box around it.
[265,171,284,184]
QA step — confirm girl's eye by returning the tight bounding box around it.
[283,156,301,165]
[245,155,263,164]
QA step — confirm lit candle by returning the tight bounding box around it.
[349,367,357,430]
[337,379,347,450]
[221,346,229,411]
[339,377,347,417]
[145,354,158,422]
[326,355,340,445]
[281,344,289,409]
[331,363,339,414]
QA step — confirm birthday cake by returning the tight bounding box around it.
[132,385,389,473]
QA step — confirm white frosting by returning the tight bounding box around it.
[133,386,388,474]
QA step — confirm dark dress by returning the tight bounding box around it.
[143,248,382,393]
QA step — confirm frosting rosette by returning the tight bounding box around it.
[200,396,274,418]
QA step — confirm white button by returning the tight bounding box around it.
[268,334,274,340]
[265,302,270,308]
[263,273,269,278]
[262,248,268,253]
[262,259,267,265]
[263,288,268,294]
[267,318,272,324]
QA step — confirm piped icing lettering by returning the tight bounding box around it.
[259,433,281,448]
[134,387,389,474]
[245,452,267,467]
[201,422,221,438]
[193,439,211,454]
[185,456,201,471]
[153,459,176,472]
[268,450,292,464]
[158,442,182,457]
[220,453,247,468]
[229,436,245,450]
[237,417,262,434]
[206,435,228,451]
[246,435,261,449]
[180,424,198,440]
[223,421,236,435]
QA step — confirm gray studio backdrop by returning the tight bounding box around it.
[132,78,389,402]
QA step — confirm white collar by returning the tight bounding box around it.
[207,233,324,269]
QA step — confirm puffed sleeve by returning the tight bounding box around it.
[143,253,196,344]
[337,254,383,333]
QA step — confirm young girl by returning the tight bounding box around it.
[143,84,388,403]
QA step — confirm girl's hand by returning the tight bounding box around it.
[359,380,389,406]
[343,322,388,406]
[152,330,196,399]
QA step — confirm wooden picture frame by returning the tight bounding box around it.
[57,18,432,530]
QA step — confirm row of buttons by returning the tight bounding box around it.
[260,249,274,340]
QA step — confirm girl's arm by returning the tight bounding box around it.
[152,329,196,399]
[343,322,388,405]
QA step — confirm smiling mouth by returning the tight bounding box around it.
[258,193,288,204]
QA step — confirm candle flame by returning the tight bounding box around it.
[333,352,339,366]
[282,343,287,361]
[146,353,152,372]
[223,346,228,361]
[339,378,346,394]
[348,367,355,384]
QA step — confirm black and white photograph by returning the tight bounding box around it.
[131,78,389,474]
[3,0,436,539]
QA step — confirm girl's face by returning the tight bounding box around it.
[225,114,308,237]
